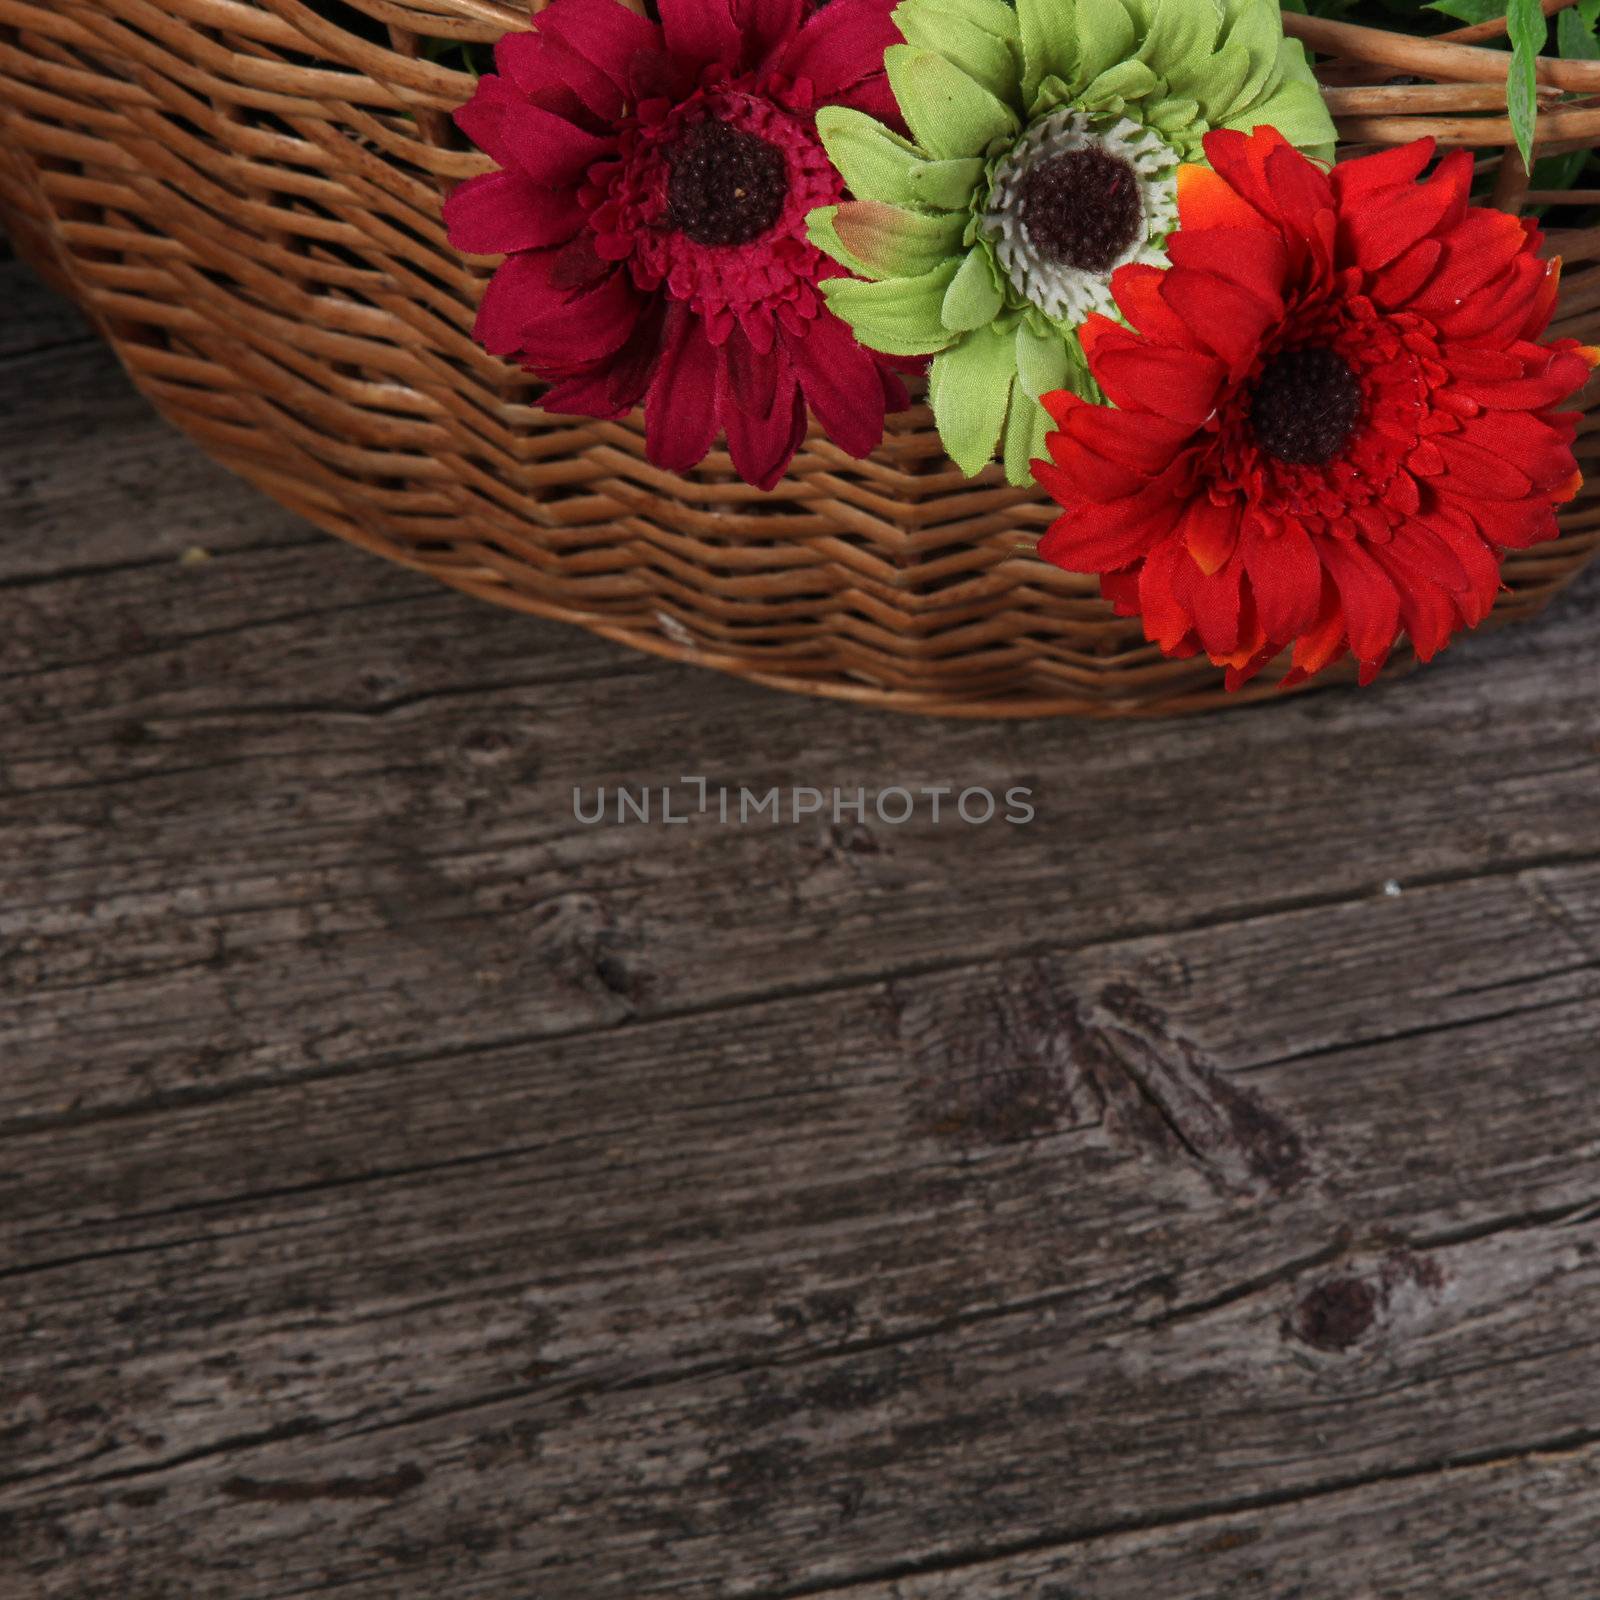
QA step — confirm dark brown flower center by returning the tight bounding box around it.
[1248,346,1364,467]
[1019,149,1143,273]
[665,120,788,247]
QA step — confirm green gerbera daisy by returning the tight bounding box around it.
[806,0,1336,483]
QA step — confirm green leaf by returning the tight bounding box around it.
[814,107,924,209]
[1016,0,1078,106]
[907,156,987,211]
[941,245,1004,331]
[1506,0,1546,173]
[929,320,1018,476]
[1423,0,1502,23]
[820,258,963,357]
[809,201,966,281]
[884,44,1019,161]
[1559,3,1600,58]
[1073,0,1137,85]
[893,1,1020,104]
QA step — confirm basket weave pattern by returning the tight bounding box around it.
[2,0,1598,715]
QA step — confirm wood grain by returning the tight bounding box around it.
[2,256,1600,1600]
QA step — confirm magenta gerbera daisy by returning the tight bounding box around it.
[444,0,911,489]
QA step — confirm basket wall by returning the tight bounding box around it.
[2,0,1598,716]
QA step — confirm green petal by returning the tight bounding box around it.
[1164,38,1251,117]
[810,201,967,281]
[814,106,926,210]
[1002,377,1051,487]
[930,320,1018,476]
[941,246,1004,332]
[1080,57,1160,108]
[894,0,1021,103]
[1219,0,1287,118]
[907,156,987,211]
[1073,0,1137,85]
[885,43,1019,161]
[1225,70,1335,158]
[821,258,963,358]
[1014,320,1072,402]
[1147,96,1201,133]
[1137,0,1221,74]
[1017,0,1079,106]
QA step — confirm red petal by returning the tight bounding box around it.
[1159,268,1278,375]
[453,73,530,169]
[1321,537,1402,664]
[1177,547,1245,660]
[1368,237,1440,309]
[1058,400,1193,474]
[519,269,645,368]
[778,0,900,101]
[471,249,562,355]
[787,313,887,459]
[445,169,587,256]
[1339,164,1462,273]
[1330,138,1435,207]
[536,0,663,105]
[1175,161,1271,234]
[1092,343,1225,426]
[645,306,721,473]
[1243,519,1323,640]
[494,100,613,188]
[657,0,740,70]
[495,31,619,125]
[1034,467,1184,571]
[1138,536,1202,655]
[1416,504,1502,624]
[722,321,782,421]
[1181,496,1241,576]
[1433,433,1535,500]
[1109,263,1200,348]
[1201,128,1296,223]
[720,360,806,483]
[1161,227,1288,313]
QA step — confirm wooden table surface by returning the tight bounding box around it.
[3,247,1599,1600]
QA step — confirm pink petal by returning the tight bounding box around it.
[494,101,613,188]
[472,250,563,356]
[444,169,587,257]
[785,312,886,459]
[657,0,740,72]
[645,306,722,473]
[726,384,807,489]
[520,269,646,369]
[777,0,900,102]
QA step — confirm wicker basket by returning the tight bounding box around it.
[2,0,1597,716]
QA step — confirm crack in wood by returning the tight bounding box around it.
[904,966,1307,1196]
[746,1428,1600,1600]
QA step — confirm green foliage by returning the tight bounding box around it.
[1504,0,1544,171]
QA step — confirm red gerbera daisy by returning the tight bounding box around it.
[444,0,909,490]
[1033,127,1600,689]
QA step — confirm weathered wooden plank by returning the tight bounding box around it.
[772,1438,1600,1599]
[0,253,93,364]
[1,552,1597,1131]
[2,930,1597,1594]
[4,251,1600,1600]
[0,263,313,580]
